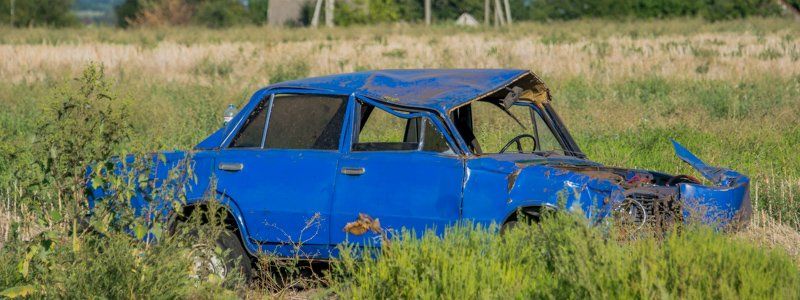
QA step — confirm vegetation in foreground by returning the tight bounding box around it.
[0,19,798,297]
[330,213,800,299]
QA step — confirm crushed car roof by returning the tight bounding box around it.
[268,69,532,113]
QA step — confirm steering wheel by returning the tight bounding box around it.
[499,134,537,154]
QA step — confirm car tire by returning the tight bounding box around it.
[190,228,253,282]
[500,220,518,235]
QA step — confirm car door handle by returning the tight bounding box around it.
[341,167,365,176]
[218,162,244,172]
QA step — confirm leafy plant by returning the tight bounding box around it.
[329,212,800,298]
[37,63,132,216]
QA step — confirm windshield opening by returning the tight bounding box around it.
[451,99,565,155]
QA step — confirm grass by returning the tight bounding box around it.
[329,214,800,299]
[0,18,798,298]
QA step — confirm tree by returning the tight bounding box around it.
[115,0,142,27]
[193,0,248,28]
[432,0,484,21]
[248,0,269,25]
[0,0,78,27]
[115,0,253,28]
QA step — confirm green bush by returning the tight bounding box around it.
[0,0,78,27]
[248,0,270,25]
[335,0,404,25]
[517,0,781,21]
[329,213,800,298]
[193,0,249,28]
[114,0,142,28]
[38,63,132,214]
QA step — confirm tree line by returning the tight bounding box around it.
[0,0,798,28]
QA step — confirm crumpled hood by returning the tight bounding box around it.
[480,140,751,224]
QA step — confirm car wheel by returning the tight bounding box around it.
[500,220,518,235]
[190,228,253,282]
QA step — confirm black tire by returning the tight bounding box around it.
[217,229,253,280]
[191,228,253,282]
[500,220,518,235]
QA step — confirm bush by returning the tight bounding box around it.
[0,64,244,298]
[36,63,132,213]
[115,0,142,28]
[335,0,404,26]
[193,0,249,28]
[0,0,78,27]
[116,0,259,28]
[248,0,270,25]
[519,0,783,21]
[329,213,800,298]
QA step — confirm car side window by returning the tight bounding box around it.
[229,98,269,148]
[354,102,452,153]
[263,94,347,150]
[531,107,563,152]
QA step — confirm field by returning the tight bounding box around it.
[1,18,800,298]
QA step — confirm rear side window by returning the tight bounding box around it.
[229,99,269,148]
[354,102,452,153]
[264,94,347,150]
[421,119,451,153]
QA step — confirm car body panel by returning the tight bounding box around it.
[672,140,752,223]
[331,151,464,246]
[213,149,339,250]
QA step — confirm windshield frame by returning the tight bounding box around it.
[446,99,585,158]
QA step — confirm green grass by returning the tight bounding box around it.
[0,19,798,298]
[329,214,800,299]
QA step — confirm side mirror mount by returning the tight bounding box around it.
[223,104,237,125]
[502,86,523,109]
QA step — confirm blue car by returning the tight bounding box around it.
[90,69,751,276]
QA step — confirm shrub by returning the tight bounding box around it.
[36,63,132,214]
[329,212,800,298]
[126,0,195,27]
[193,0,249,28]
[247,0,270,25]
[0,0,78,27]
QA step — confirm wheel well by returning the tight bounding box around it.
[177,203,240,233]
[504,206,544,225]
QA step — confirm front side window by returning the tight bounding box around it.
[531,106,563,153]
[264,94,347,150]
[451,99,565,155]
[229,99,269,148]
[354,102,452,153]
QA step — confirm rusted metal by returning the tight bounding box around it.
[343,213,382,236]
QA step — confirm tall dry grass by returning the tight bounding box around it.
[1,31,797,85]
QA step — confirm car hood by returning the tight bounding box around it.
[470,140,751,223]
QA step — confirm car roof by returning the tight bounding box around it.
[267,69,532,113]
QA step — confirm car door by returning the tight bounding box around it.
[330,99,465,245]
[214,92,348,257]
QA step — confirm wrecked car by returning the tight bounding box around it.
[88,69,751,275]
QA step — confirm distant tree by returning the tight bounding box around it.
[248,0,269,25]
[335,0,403,25]
[0,0,78,27]
[115,0,142,27]
[511,0,780,22]
[432,0,484,21]
[193,0,249,28]
[702,0,781,21]
[130,0,196,27]
[397,0,423,21]
[116,0,257,28]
